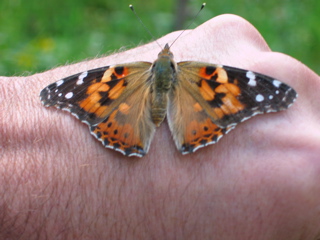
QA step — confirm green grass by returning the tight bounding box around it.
[0,0,319,76]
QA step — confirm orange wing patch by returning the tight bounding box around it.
[101,66,129,82]
[108,79,127,100]
[199,80,215,101]
[118,103,131,114]
[79,69,128,118]
[198,66,245,119]
[199,66,228,83]
[215,83,244,114]
[79,82,109,115]
[193,102,203,112]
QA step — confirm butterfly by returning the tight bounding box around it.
[40,43,297,157]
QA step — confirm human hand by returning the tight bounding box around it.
[1,14,320,239]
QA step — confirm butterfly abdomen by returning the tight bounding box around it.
[151,92,168,127]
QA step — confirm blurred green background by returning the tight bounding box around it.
[0,0,319,76]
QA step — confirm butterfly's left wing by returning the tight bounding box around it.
[168,62,297,154]
[40,63,156,157]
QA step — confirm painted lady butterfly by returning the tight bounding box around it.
[40,43,297,157]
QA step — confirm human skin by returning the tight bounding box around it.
[1,14,320,239]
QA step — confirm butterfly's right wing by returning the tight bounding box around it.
[167,61,297,154]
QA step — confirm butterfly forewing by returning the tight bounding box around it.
[177,62,297,128]
[40,63,152,125]
[40,66,112,124]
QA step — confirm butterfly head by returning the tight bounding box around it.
[157,43,174,60]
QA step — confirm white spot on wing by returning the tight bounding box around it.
[56,80,64,87]
[273,80,281,88]
[256,94,264,102]
[246,71,257,87]
[269,95,274,100]
[76,71,88,85]
[65,92,73,99]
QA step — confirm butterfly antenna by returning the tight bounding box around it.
[129,4,162,49]
[170,2,206,48]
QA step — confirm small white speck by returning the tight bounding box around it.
[269,95,274,100]
[62,107,71,113]
[56,80,64,87]
[54,89,58,93]
[71,112,80,118]
[275,90,280,94]
[65,92,73,99]
[58,93,62,97]
[246,71,257,86]
[256,94,264,102]
[273,80,281,88]
[77,71,88,85]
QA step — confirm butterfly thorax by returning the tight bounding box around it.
[150,44,177,126]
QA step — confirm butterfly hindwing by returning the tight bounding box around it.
[89,81,156,157]
[167,79,235,154]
